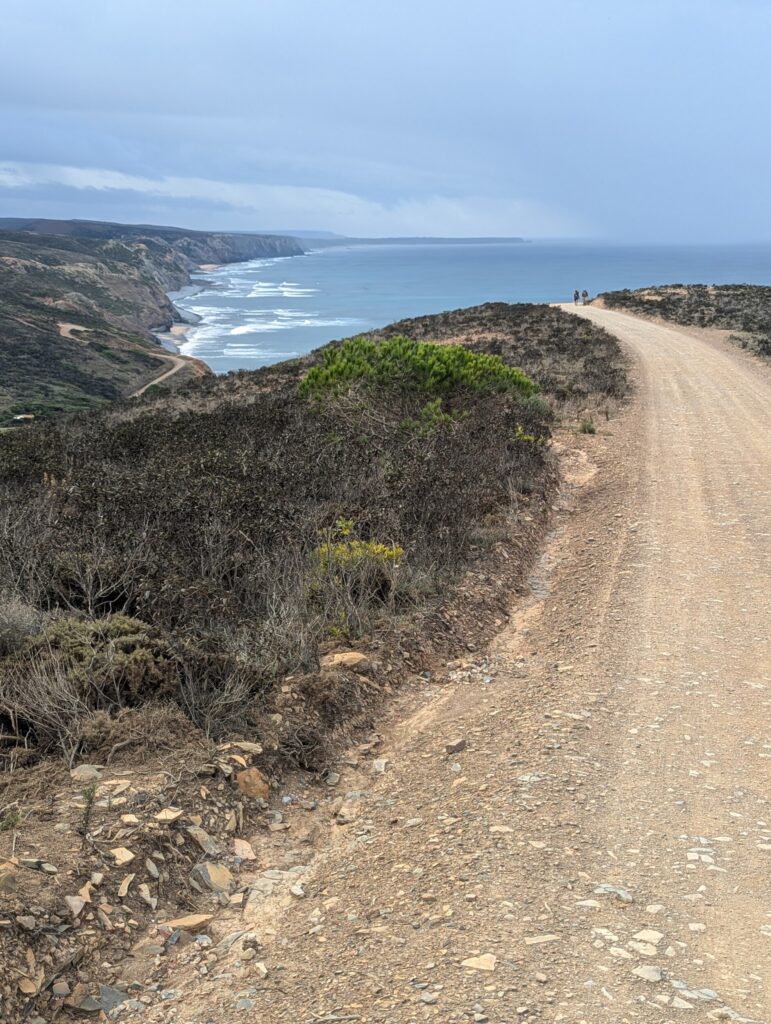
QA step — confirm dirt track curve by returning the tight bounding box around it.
[130,354,189,396]
[150,308,770,1023]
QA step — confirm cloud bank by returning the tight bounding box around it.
[0,162,581,237]
[1,1,770,240]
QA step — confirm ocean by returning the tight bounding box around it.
[170,241,771,374]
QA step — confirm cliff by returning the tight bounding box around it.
[0,221,305,423]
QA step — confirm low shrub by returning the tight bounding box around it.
[579,417,596,434]
[310,520,405,637]
[15,615,179,708]
[299,334,539,400]
[0,649,91,763]
[0,596,43,656]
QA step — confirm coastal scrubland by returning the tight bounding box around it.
[0,303,626,772]
[599,283,771,359]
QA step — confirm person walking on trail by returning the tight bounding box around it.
[582,289,589,305]
[573,289,580,305]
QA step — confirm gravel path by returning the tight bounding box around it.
[153,308,770,1023]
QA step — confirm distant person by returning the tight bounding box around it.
[573,289,580,305]
[582,289,589,305]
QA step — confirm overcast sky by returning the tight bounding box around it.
[0,0,768,240]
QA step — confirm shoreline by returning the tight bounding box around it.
[153,321,194,355]
[153,273,214,355]
[154,252,294,367]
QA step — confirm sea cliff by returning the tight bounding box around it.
[0,220,305,422]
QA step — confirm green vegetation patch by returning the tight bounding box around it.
[299,334,539,400]
[14,615,179,707]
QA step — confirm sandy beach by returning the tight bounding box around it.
[154,321,194,354]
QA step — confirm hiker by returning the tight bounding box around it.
[582,289,589,305]
[573,289,580,305]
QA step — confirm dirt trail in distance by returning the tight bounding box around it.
[145,307,770,1023]
[130,354,192,396]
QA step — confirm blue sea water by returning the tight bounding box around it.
[171,241,771,373]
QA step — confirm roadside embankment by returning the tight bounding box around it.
[0,302,629,1021]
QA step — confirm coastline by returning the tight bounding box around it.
[154,252,296,366]
[153,276,213,355]
[153,322,194,355]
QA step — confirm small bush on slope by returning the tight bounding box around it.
[300,334,538,399]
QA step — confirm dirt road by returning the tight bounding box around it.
[130,353,190,396]
[148,309,770,1023]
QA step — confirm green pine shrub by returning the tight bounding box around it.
[299,335,539,400]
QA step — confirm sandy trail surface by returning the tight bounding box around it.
[131,354,190,396]
[145,307,770,1023]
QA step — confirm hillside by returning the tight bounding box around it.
[0,301,632,1021]
[0,222,303,423]
[599,283,771,358]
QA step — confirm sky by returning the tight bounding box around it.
[0,0,768,241]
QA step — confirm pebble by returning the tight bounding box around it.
[595,883,634,903]
[186,826,223,856]
[189,861,235,894]
[65,895,86,918]
[233,838,257,860]
[461,954,497,972]
[446,738,467,754]
[155,807,184,822]
[110,847,136,867]
[633,965,663,982]
[164,914,214,931]
[70,764,102,783]
[672,996,694,1009]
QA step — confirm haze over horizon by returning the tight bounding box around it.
[1,0,768,243]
